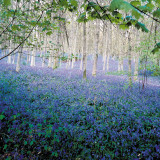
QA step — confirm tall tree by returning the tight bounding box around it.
[83,21,87,79]
[92,19,99,76]
[127,29,132,86]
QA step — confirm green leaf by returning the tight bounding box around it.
[125,16,132,21]
[130,0,141,7]
[110,0,142,19]
[135,22,149,32]
[46,31,53,36]
[110,0,123,11]
[77,12,88,23]
[88,1,96,7]
[5,156,11,160]
[154,0,160,5]
[112,11,122,19]
[151,42,160,54]
[11,25,19,31]
[3,0,11,6]
[30,21,37,26]
[146,3,155,11]
[138,4,153,12]
[42,27,47,32]
[69,0,78,8]
[59,0,68,7]
[13,115,17,119]
[153,9,160,18]
[51,151,58,157]
[46,10,52,15]
[120,1,135,12]
[30,141,34,146]
[24,141,27,145]
[119,24,129,30]
[4,144,7,150]
[44,145,48,151]
[0,114,5,120]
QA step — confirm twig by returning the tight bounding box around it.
[0,11,44,61]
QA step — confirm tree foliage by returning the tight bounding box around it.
[0,0,160,59]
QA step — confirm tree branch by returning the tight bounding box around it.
[130,4,160,23]
[0,11,44,61]
[0,14,16,37]
[0,0,29,37]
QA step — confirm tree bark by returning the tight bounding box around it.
[7,41,12,64]
[102,24,107,71]
[128,30,132,86]
[92,20,99,76]
[83,22,87,79]
[16,46,23,72]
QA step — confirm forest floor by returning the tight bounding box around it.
[0,60,160,159]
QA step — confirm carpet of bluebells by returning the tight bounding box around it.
[0,60,160,160]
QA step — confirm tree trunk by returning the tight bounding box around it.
[7,40,12,64]
[30,50,36,66]
[92,20,99,76]
[128,30,132,86]
[48,53,52,67]
[133,30,139,80]
[72,24,78,69]
[102,24,107,71]
[12,54,15,64]
[118,57,123,72]
[156,58,160,67]
[83,22,87,79]
[16,47,23,72]
[134,54,139,80]
[106,54,109,71]
[30,31,36,67]
[106,23,110,72]
[80,53,83,70]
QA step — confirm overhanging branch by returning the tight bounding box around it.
[130,4,160,23]
[0,11,44,61]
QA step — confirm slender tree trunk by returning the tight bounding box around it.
[53,29,60,69]
[27,52,29,64]
[83,22,87,79]
[48,53,52,67]
[80,53,83,70]
[30,31,36,67]
[106,54,109,71]
[16,46,23,72]
[42,36,46,67]
[72,24,78,69]
[59,58,62,67]
[106,23,110,72]
[47,33,52,68]
[134,54,139,80]
[92,20,99,76]
[111,24,114,57]
[117,27,123,72]
[31,50,36,66]
[102,24,107,71]
[134,30,139,81]
[7,40,12,64]
[29,50,31,62]
[128,30,132,86]
[12,54,15,64]
[7,52,12,64]
[118,56,123,72]
[157,58,160,66]
[103,54,106,71]
[154,21,160,67]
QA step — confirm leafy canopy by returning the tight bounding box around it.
[0,0,160,56]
